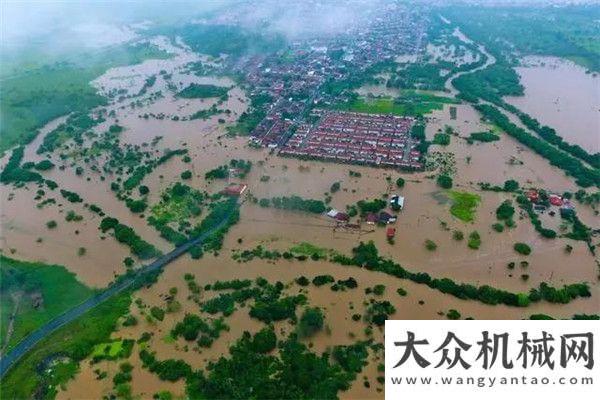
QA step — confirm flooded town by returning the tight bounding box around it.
[1,1,599,399]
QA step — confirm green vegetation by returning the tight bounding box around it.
[0,146,44,186]
[258,195,326,214]
[356,198,387,215]
[514,242,532,256]
[180,170,192,180]
[447,309,461,320]
[453,64,524,105]
[424,239,437,251]
[1,42,170,153]
[100,217,161,260]
[336,92,456,116]
[176,84,229,99]
[469,131,500,143]
[172,24,285,58]
[0,256,95,351]
[492,223,505,233]
[475,102,599,188]
[148,182,205,246]
[184,331,368,399]
[297,307,325,337]
[1,291,131,399]
[496,200,515,222]
[91,339,134,362]
[330,241,590,307]
[226,92,272,136]
[433,133,451,146]
[289,242,328,259]
[205,159,252,180]
[365,300,396,326]
[443,5,600,71]
[448,191,481,222]
[396,177,405,188]
[171,314,229,346]
[516,195,558,239]
[467,231,482,250]
[437,174,453,189]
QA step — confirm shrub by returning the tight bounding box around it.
[150,307,165,321]
[425,239,437,251]
[46,220,57,229]
[396,177,405,188]
[181,170,192,180]
[496,200,515,220]
[34,159,55,171]
[452,230,464,241]
[514,242,532,255]
[297,307,324,337]
[446,309,461,320]
[503,179,519,192]
[437,175,453,189]
[312,275,335,286]
[468,231,481,249]
[492,223,504,232]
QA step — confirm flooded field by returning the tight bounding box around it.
[505,56,600,153]
[57,252,598,399]
[2,26,599,400]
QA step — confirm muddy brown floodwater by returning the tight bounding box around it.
[505,56,600,153]
[1,31,599,400]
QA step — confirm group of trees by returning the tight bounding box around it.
[515,195,558,239]
[176,83,229,99]
[468,131,499,143]
[437,174,453,189]
[514,111,599,169]
[185,330,368,399]
[100,216,161,260]
[330,241,591,308]
[0,146,45,185]
[475,104,599,188]
[259,196,327,214]
[356,198,387,215]
[171,314,229,347]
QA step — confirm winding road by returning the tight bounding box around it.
[0,204,238,378]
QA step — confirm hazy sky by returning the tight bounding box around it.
[1,1,228,47]
[2,0,596,50]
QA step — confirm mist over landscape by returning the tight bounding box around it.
[0,0,599,399]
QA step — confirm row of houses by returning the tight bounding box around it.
[279,111,423,169]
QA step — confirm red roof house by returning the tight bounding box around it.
[527,190,539,203]
[549,194,563,206]
[365,213,378,225]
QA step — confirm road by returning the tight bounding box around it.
[0,204,237,378]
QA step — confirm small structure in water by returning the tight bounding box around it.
[222,183,247,197]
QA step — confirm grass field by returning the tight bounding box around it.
[0,256,96,352]
[0,291,132,399]
[0,42,171,154]
[448,191,481,222]
[337,91,457,116]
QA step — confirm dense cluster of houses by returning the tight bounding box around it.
[228,4,425,149]
[279,111,423,169]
